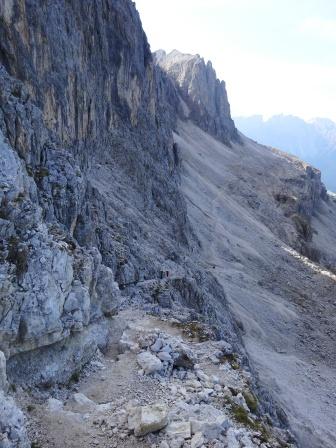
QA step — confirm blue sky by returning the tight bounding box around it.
[135,0,336,121]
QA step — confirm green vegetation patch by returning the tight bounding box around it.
[242,390,258,413]
[172,320,216,342]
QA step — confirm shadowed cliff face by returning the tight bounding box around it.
[0,0,183,212]
[0,0,197,262]
[0,0,184,375]
[0,0,153,146]
[0,0,238,392]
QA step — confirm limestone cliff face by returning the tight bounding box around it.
[1,0,155,147]
[155,50,239,145]
[0,1,333,447]
[0,66,118,372]
[0,0,186,382]
[0,0,237,394]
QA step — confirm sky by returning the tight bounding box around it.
[135,0,336,122]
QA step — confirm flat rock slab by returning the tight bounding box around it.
[129,403,169,436]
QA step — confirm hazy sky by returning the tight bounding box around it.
[135,0,336,121]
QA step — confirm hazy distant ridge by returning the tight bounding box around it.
[235,115,336,191]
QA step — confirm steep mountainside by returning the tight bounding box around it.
[0,1,335,448]
[235,115,336,192]
[175,121,336,448]
[0,1,246,446]
[155,50,238,145]
[0,0,194,380]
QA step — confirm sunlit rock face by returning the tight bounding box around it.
[155,49,239,145]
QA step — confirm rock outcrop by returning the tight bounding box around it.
[155,50,239,145]
[0,0,191,382]
[0,66,118,377]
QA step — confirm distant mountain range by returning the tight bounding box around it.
[235,115,336,192]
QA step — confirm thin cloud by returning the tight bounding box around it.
[299,18,336,40]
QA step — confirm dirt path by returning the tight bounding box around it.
[16,310,293,448]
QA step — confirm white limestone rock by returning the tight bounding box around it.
[165,421,191,439]
[233,393,249,412]
[129,403,169,436]
[157,351,173,362]
[159,441,170,448]
[137,351,162,375]
[0,391,29,447]
[169,437,185,448]
[191,415,230,439]
[151,338,164,353]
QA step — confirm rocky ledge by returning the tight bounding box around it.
[12,307,295,448]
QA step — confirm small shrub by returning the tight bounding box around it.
[27,404,35,413]
[70,371,80,383]
[13,192,25,203]
[218,353,240,370]
[292,214,312,241]
[26,165,34,177]
[172,320,216,342]
[274,193,290,204]
[242,390,258,413]
[34,166,49,182]
[231,404,270,441]
[7,236,29,278]
[232,404,251,425]
[31,441,42,448]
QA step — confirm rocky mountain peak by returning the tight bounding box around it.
[155,50,238,145]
